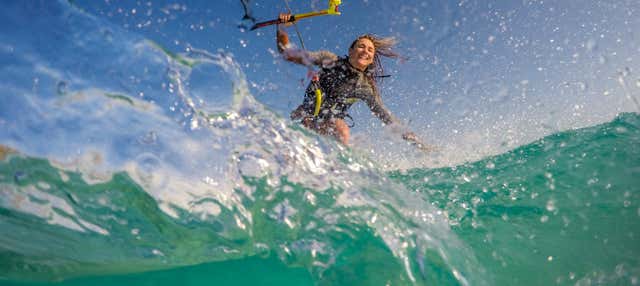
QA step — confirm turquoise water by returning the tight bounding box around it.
[391,113,640,285]
[1,113,639,285]
[1,1,640,285]
[2,256,313,286]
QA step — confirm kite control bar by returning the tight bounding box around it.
[250,0,341,30]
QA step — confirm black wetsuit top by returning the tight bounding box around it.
[292,58,395,124]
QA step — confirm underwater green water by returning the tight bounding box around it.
[1,113,638,285]
[1,256,311,286]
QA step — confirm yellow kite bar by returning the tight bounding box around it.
[250,0,341,30]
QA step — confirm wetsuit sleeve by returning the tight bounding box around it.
[277,27,338,67]
[366,93,396,125]
[276,25,290,53]
[307,50,338,67]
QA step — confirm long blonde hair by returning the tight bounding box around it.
[349,34,400,80]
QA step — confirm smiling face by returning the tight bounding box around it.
[348,37,375,71]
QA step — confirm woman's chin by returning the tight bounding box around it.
[348,57,370,71]
[353,62,368,70]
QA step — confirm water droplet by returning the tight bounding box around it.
[621,67,631,77]
[546,200,557,212]
[547,256,553,261]
[370,213,377,224]
[134,153,168,189]
[585,39,597,52]
[138,131,158,145]
[37,182,51,190]
[56,81,68,95]
[615,126,628,134]
[14,171,27,182]
[599,55,607,64]
[190,117,199,130]
[577,82,587,91]
[485,161,495,169]
[540,215,549,223]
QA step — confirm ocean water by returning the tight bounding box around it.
[1,113,639,285]
[1,1,639,285]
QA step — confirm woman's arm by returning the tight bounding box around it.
[366,88,436,152]
[368,96,395,125]
[276,13,337,67]
[365,85,397,125]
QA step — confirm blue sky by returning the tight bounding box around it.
[39,0,640,161]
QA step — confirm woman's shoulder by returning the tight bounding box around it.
[306,50,341,68]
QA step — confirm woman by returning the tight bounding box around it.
[277,13,424,148]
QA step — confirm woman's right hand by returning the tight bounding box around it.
[279,13,295,25]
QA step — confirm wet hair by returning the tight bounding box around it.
[349,34,400,80]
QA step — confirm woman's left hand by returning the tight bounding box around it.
[402,132,418,142]
[402,132,437,152]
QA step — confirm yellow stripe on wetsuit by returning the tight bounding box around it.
[313,88,323,116]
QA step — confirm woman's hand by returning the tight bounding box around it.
[402,132,437,152]
[278,13,295,26]
[402,132,418,142]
